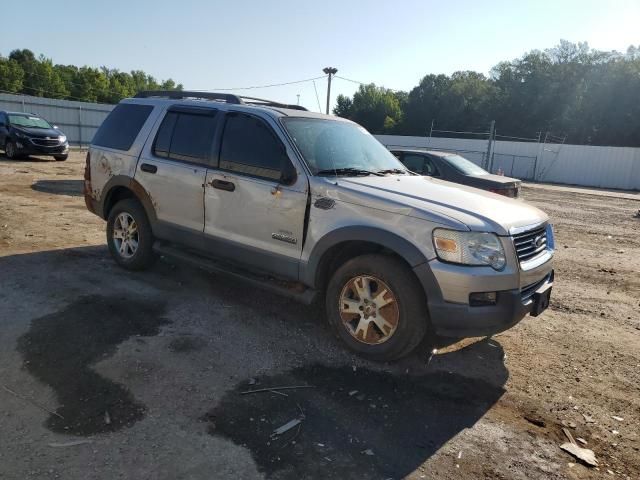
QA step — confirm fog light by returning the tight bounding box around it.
[469,291,497,306]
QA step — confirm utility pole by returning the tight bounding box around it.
[485,120,495,171]
[322,67,338,114]
[296,94,300,106]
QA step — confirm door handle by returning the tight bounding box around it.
[140,163,157,174]
[210,179,235,192]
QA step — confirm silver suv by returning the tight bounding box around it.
[84,91,554,361]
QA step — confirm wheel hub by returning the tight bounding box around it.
[338,275,399,345]
[112,212,139,259]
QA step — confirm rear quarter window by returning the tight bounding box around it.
[92,103,153,151]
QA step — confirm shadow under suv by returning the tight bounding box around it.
[84,90,555,362]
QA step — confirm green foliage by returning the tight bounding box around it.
[335,41,640,147]
[334,84,403,133]
[0,49,182,104]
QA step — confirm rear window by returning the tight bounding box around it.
[92,103,153,151]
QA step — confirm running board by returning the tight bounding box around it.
[152,242,317,305]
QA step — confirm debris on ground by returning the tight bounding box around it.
[611,415,624,421]
[582,413,596,423]
[2,384,64,420]
[104,411,111,425]
[348,390,358,396]
[272,418,302,436]
[524,415,546,427]
[48,440,93,448]
[576,437,588,445]
[361,449,374,456]
[560,428,598,467]
[240,385,315,395]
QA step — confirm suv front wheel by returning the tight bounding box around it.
[107,199,156,270]
[326,254,429,361]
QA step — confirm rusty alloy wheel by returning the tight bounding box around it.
[338,275,400,345]
[112,212,139,259]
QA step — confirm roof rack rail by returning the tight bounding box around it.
[240,96,308,111]
[134,90,308,111]
[135,90,242,104]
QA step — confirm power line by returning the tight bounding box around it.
[189,75,327,92]
[312,80,322,113]
[334,75,368,85]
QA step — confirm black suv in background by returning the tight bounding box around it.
[0,111,69,161]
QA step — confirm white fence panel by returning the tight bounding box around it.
[0,93,114,146]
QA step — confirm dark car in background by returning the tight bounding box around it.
[0,111,69,161]
[391,148,521,198]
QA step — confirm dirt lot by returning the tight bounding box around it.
[0,151,638,480]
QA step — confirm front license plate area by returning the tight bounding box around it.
[531,287,552,317]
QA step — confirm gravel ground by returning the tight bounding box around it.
[0,151,638,480]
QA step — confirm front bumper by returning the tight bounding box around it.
[414,257,554,337]
[15,139,69,156]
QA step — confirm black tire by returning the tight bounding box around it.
[325,254,430,361]
[106,199,156,270]
[5,141,17,159]
[54,154,68,161]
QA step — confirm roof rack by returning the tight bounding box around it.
[135,90,308,111]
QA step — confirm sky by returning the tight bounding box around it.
[3,0,639,111]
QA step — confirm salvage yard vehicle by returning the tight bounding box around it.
[84,91,554,361]
[0,111,69,161]
[391,148,521,198]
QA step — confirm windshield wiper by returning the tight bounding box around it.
[316,168,384,177]
[377,168,410,175]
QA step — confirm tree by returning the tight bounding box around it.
[1,49,182,104]
[333,84,404,134]
[0,57,24,92]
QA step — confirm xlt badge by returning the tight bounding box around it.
[272,231,298,245]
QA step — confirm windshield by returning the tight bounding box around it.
[444,154,488,176]
[282,117,407,175]
[8,114,52,129]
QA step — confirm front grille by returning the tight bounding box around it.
[513,225,548,262]
[30,137,60,147]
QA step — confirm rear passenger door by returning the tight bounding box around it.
[135,106,218,241]
[203,112,307,280]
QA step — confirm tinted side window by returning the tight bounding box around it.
[92,103,153,151]
[402,154,426,174]
[423,157,440,176]
[169,113,217,163]
[0,112,6,125]
[152,111,217,165]
[153,112,177,158]
[220,114,287,181]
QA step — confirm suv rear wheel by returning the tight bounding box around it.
[325,254,429,361]
[107,199,156,270]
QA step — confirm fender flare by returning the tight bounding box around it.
[97,175,158,227]
[301,226,429,287]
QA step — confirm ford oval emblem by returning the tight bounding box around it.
[534,235,545,248]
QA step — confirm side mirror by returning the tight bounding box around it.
[280,160,297,186]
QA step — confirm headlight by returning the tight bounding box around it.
[58,135,67,143]
[433,229,506,270]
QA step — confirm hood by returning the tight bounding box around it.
[13,126,62,138]
[320,175,547,235]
